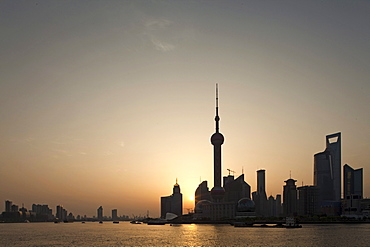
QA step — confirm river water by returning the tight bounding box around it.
[1,222,370,246]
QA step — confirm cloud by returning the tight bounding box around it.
[145,19,172,30]
[150,36,175,52]
[143,18,176,52]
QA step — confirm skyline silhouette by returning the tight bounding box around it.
[0,1,369,217]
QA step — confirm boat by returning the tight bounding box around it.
[130,220,141,224]
[284,217,302,228]
[233,222,253,227]
[147,219,167,225]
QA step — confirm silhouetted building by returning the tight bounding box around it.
[31,204,53,220]
[314,132,341,215]
[297,185,319,216]
[276,194,282,217]
[56,205,66,221]
[5,200,12,212]
[195,181,211,206]
[344,164,363,199]
[161,180,183,218]
[97,206,103,221]
[11,204,19,212]
[252,169,268,216]
[283,178,297,216]
[112,209,118,221]
[223,174,251,203]
[268,195,276,217]
[67,212,74,221]
[343,164,363,218]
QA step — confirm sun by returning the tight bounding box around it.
[189,196,194,201]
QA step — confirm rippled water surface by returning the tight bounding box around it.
[1,222,370,246]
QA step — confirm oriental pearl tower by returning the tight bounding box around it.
[210,84,225,202]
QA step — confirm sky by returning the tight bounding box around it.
[0,0,369,218]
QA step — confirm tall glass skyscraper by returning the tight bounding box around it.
[314,132,341,214]
[343,164,363,199]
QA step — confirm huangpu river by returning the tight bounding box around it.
[1,222,370,246]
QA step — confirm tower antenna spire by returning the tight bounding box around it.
[215,83,220,133]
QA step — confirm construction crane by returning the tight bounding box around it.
[185,208,193,214]
[227,168,235,176]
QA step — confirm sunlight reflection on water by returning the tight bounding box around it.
[1,222,370,246]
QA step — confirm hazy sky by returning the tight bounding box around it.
[1,1,369,218]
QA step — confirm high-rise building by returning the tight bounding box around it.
[297,185,319,216]
[195,181,211,206]
[32,204,52,215]
[283,178,297,217]
[275,194,282,217]
[314,132,341,215]
[5,200,12,212]
[252,169,268,216]
[32,204,53,220]
[56,205,67,221]
[112,209,118,221]
[343,164,363,217]
[343,164,363,199]
[97,206,103,221]
[161,180,183,218]
[267,195,276,217]
[11,204,19,212]
[223,174,251,203]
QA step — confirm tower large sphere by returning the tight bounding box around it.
[211,132,224,145]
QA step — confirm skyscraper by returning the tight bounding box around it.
[56,205,67,221]
[314,132,341,215]
[223,174,251,202]
[5,200,12,213]
[195,181,211,206]
[283,178,297,217]
[252,169,268,216]
[343,164,363,217]
[297,185,319,216]
[160,180,183,218]
[210,84,225,202]
[97,206,103,221]
[112,209,118,221]
[343,164,363,199]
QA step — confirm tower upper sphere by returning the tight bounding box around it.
[211,132,224,145]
